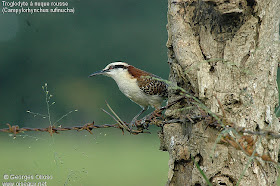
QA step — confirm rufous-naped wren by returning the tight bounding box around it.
[89,62,168,126]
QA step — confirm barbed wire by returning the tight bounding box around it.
[1,95,280,163]
[0,122,150,136]
[0,97,186,137]
[2,111,279,139]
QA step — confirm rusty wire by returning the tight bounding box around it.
[0,97,189,137]
[1,95,280,141]
[0,122,150,137]
[1,95,280,140]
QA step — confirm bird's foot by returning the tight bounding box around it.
[129,119,148,130]
[140,117,149,129]
[128,119,137,130]
[152,109,163,119]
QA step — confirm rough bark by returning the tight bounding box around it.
[159,0,280,185]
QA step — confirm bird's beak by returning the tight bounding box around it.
[88,70,106,77]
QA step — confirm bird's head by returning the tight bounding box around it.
[89,62,130,78]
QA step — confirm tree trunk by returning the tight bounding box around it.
[159,0,280,185]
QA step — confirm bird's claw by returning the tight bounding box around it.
[128,120,137,130]
[152,109,163,118]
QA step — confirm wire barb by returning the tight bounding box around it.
[1,95,279,164]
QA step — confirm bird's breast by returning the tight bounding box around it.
[115,77,143,99]
[112,74,158,108]
[110,71,164,108]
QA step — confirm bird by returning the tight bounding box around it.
[89,62,168,127]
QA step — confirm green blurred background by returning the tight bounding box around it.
[0,0,169,185]
[0,1,279,186]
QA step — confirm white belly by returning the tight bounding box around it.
[112,73,163,109]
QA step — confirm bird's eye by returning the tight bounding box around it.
[109,66,114,69]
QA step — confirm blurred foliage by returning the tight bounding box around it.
[0,0,169,185]
[0,0,169,127]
